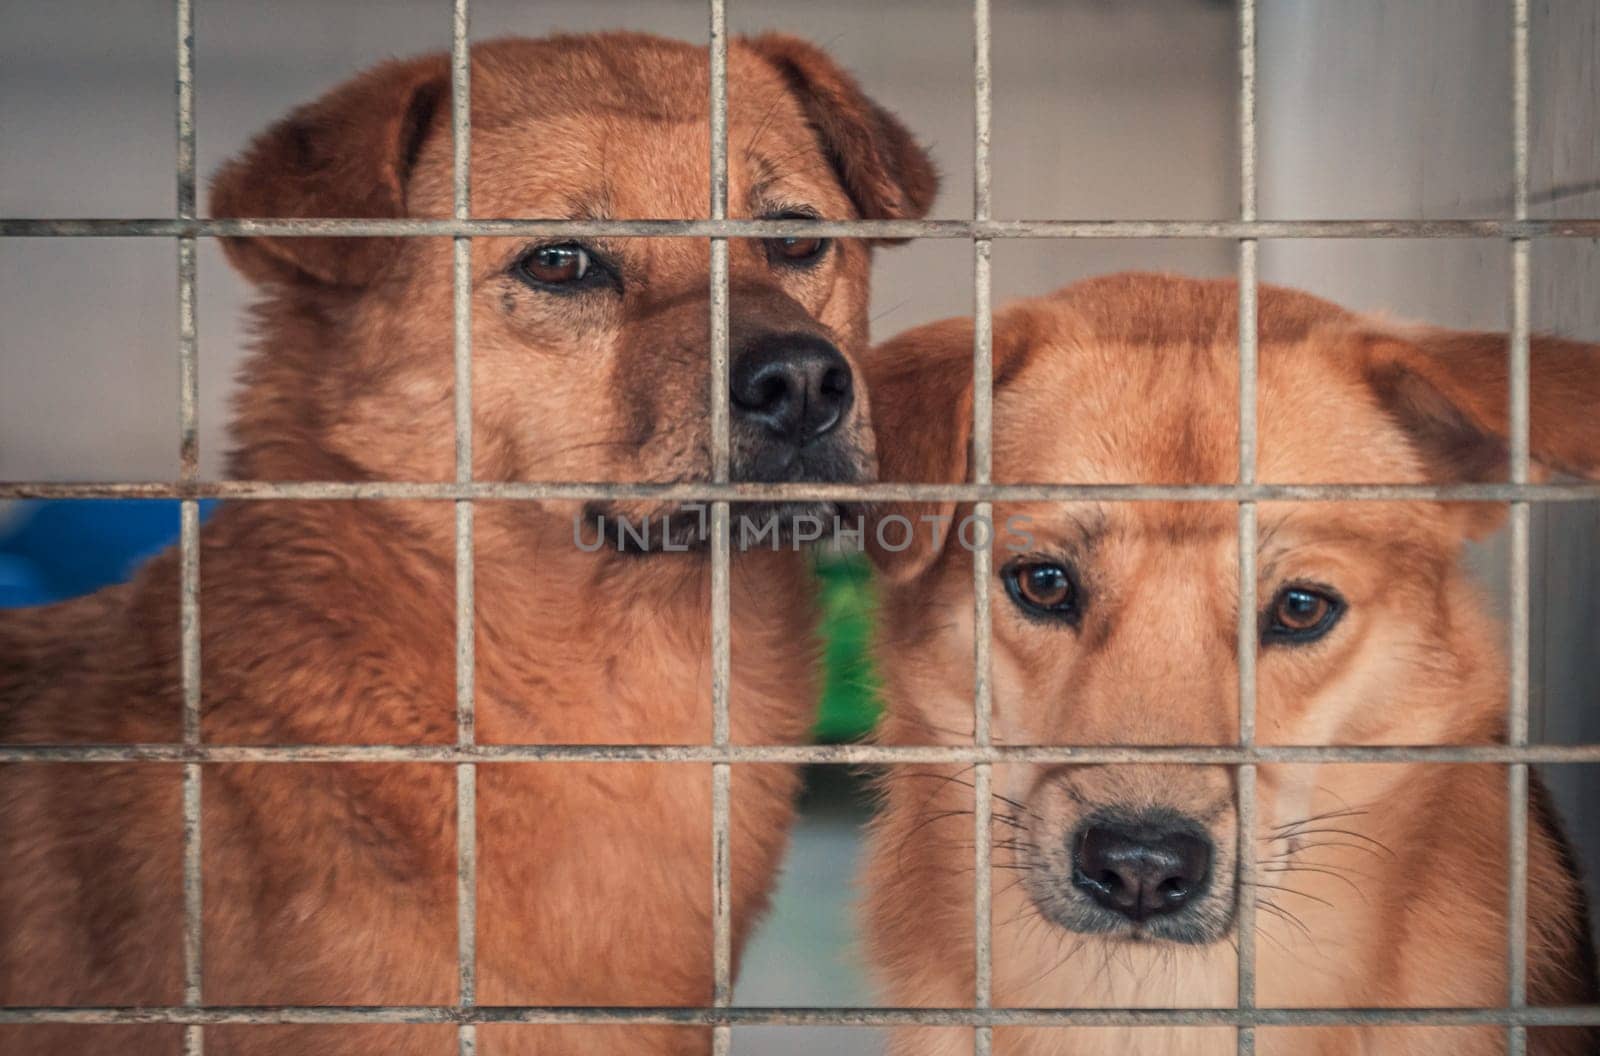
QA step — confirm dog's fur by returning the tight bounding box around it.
[860,273,1599,1055]
[0,34,935,1056]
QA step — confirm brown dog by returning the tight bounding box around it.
[0,33,935,1056]
[859,273,1597,1055]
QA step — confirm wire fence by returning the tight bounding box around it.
[2,0,1598,1053]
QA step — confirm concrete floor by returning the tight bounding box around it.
[734,787,880,1055]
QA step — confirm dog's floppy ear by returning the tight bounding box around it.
[209,54,450,288]
[864,308,1040,581]
[745,34,938,234]
[1360,325,1600,535]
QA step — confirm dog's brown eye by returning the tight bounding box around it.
[1274,589,1329,631]
[1020,565,1072,607]
[774,235,827,262]
[1003,560,1080,623]
[518,243,591,286]
[763,212,830,267]
[1264,585,1344,644]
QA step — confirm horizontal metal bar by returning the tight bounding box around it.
[3,744,1599,765]
[4,481,1600,503]
[3,1005,1598,1029]
[4,218,1600,240]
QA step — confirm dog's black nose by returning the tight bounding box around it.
[1072,823,1212,922]
[731,333,853,443]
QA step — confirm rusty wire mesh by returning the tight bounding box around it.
[1,1,1598,1054]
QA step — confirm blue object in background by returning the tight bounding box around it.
[0,500,219,608]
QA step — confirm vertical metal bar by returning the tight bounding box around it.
[180,502,203,1056]
[1234,1,1258,1053]
[455,497,477,1056]
[707,3,733,1054]
[451,1,477,1053]
[1236,5,1256,232]
[710,497,732,1041]
[175,0,203,1052]
[972,2,995,1053]
[451,0,473,489]
[1506,6,1532,1052]
[1511,0,1530,229]
[1507,245,1531,1053]
[178,239,199,484]
[175,0,196,225]
[455,751,477,1031]
[973,0,992,224]
[1233,268,1259,1056]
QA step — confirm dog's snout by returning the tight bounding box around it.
[1071,822,1212,923]
[731,333,854,443]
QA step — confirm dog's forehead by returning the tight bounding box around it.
[992,319,1434,491]
[1256,341,1435,487]
[447,40,851,221]
[1253,501,1446,575]
[1008,500,1235,556]
[994,334,1240,487]
[472,35,712,119]
[467,113,713,221]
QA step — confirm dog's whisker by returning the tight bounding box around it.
[1261,838,1381,862]
[1255,900,1315,953]
[1269,826,1396,859]
[1260,863,1368,902]
[1263,848,1380,884]
[878,767,1042,823]
[1243,880,1336,911]
[996,929,1092,1001]
[1270,806,1371,833]
[889,771,1038,819]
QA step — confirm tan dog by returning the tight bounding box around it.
[0,34,935,1056]
[860,273,1597,1055]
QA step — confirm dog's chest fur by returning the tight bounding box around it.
[0,499,819,1052]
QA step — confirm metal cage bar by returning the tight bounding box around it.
[1507,2,1533,1053]
[6,743,1600,765]
[7,481,1600,503]
[6,217,1600,239]
[971,0,995,1051]
[174,0,203,1053]
[3,1004,1599,1029]
[450,2,477,1054]
[708,2,734,1053]
[1233,3,1259,1050]
[3,0,1599,1047]
[9,483,1600,508]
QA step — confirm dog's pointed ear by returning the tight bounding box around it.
[745,34,938,235]
[864,308,1041,582]
[209,54,450,288]
[1360,325,1600,535]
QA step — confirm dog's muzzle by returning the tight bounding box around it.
[1023,801,1235,947]
[579,329,869,555]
